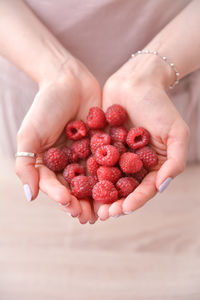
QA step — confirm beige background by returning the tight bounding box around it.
[0,152,200,300]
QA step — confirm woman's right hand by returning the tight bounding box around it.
[15,57,101,224]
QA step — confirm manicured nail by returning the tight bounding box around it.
[159,177,172,193]
[23,184,32,202]
[124,211,133,215]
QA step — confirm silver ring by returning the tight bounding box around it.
[15,152,37,158]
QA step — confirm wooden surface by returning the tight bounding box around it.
[0,154,200,300]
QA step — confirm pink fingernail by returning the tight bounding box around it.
[23,184,32,202]
[159,177,172,193]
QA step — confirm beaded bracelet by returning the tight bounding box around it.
[131,50,180,89]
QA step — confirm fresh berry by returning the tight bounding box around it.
[63,163,85,184]
[97,166,122,184]
[135,146,158,169]
[65,120,87,140]
[95,145,120,167]
[106,104,128,126]
[92,180,118,204]
[71,175,92,199]
[116,177,139,197]
[110,126,128,143]
[43,147,68,172]
[70,138,91,160]
[88,175,98,188]
[132,167,148,183]
[90,132,111,154]
[62,146,78,163]
[126,127,150,150]
[86,107,107,129]
[112,141,127,155]
[119,152,143,174]
[86,156,99,176]
[88,129,104,138]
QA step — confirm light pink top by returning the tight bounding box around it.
[0,0,199,161]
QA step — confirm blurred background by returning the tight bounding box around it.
[0,150,200,300]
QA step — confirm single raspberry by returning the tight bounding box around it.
[119,152,143,174]
[92,180,118,204]
[116,177,139,198]
[71,175,92,199]
[95,145,120,167]
[110,126,128,143]
[97,166,122,184]
[112,141,127,155]
[86,155,99,176]
[62,146,78,163]
[135,146,158,169]
[88,175,98,188]
[43,147,68,172]
[90,132,111,154]
[132,167,148,183]
[70,138,91,160]
[126,127,150,150]
[106,104,128,126]
[63,163,85,184]
[86,107,107,129]
[88,129,104,138]
[65,120,87,140]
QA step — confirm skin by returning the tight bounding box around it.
[0,0,200,224]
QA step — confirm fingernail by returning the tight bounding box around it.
[158,177,172,193]
[112,215,121,218]
[66,212,71,217]
[123,211,133,215]
[23,184,32,202]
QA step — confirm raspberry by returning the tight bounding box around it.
[132,167,148,183]
[86,155,99,176]
[119,152,143,174]
[70,138,91,160]
[126,127,150,150]
[110,126,128,143]
[63,163,85,184]
[112,142,127,155]
[92,180,118,204]
[43,147,68,172]
[106,104,128,126]
[116,177,139,198]
[88,129,104,138]
[95,145,120,167]
[135,146,158,169]
[86,107,107,129]
[90,132,111,154]
[65,120,87,140]
[71,175,92,199]
[62,146,78,163]
[88,175,98,188]
[97,166,122,184]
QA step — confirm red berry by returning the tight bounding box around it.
[110,126,128,143]
[88,175,98,188]
[63,163,85,184]
[106,104,128,126]
[112,141,127,155]
[62,146,78,163]
[92,180,118,204]
[116,177,139,197]
[71,175,92,199]
[132,167,148,183]
[86,107,107,129]
[97,166,122,184]
[86,155,99,176]
[135,146,158,169]
[119,152,143,174]
[70,138,91,160]
[88,129,104,138]
[65,120,87,140]
[90,132,111,154]
[126,127,150,150]
[95,145,120,167]
[43,147,68,172]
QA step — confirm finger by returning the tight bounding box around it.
[156,127,189,192]
[109,199,125,218]
[38,164,71,206]
[122,172,157,214]
[78,199,94,224]
[96,203,111,221]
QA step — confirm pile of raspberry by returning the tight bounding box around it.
[43,105,158,204]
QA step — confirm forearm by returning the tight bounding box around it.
[0,0,72,84]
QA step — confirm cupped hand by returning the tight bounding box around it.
[96,56,190,220]
[15,57,101,224]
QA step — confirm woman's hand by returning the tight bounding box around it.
[96,55,190,220]
[15,57,101,224]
